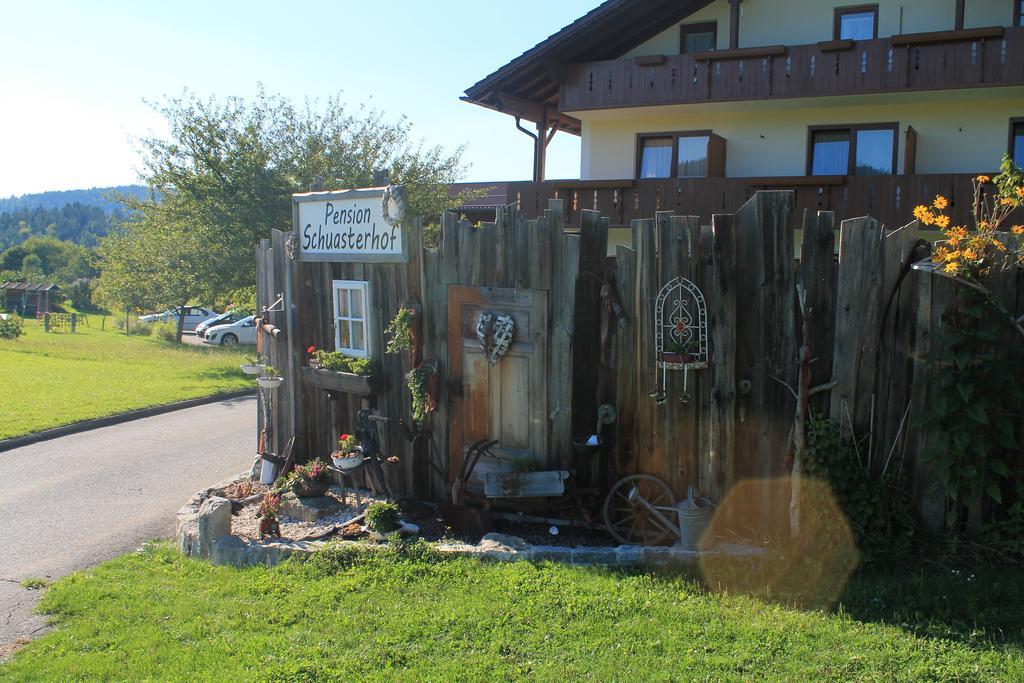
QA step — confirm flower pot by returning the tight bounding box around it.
[308,358,319,369]
[240,363,262,376]
[331,450,364,471]
[662,353,685,364]
[259,517,281,538]
[291,473,329,498]
[256,376,284,390]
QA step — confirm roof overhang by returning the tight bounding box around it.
[462,0,716,135]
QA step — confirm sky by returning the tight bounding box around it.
[0,0,597,198]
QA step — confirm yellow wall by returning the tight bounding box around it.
[577,87,1024,179]
[623,0,1015,57]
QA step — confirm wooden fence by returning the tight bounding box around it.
[612,191,1024,532]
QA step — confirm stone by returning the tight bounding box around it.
[196,496,232,559]
[526,546,573,563]
[571,546,617,565]
[479,533,529,550]
[615,545,645,566]
[279,492,342,523]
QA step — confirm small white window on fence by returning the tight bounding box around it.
[332,280,370,358]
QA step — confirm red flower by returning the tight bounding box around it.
[307,345,316,355]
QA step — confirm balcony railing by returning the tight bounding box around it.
[561,27,1024,111]
[503,174,998,229]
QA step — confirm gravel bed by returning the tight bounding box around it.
[229,485,387,543]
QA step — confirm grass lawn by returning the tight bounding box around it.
[2,543,1023,681]
[0,318,251,440]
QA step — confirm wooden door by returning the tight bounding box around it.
[447,286,548,490]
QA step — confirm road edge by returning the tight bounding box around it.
[0,390,257,453]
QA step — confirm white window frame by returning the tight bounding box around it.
[331,280,371,358]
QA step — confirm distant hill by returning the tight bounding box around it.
[0,185,150,249]
[0,185,149,214]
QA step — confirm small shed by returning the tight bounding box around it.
[1,281,61,315]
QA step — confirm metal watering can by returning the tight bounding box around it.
[675,486,714,550]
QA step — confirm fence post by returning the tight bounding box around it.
[71,313,77,334]
[43,312,50,333]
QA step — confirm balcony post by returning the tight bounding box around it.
[954,0,965,30]
[729,0,742,49]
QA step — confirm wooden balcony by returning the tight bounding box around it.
[561,27,1024,111]
[501,174,998,230]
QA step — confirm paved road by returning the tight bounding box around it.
[0,396,256,652]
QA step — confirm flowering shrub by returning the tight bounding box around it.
[913,157,1024,282]
[295,459,327,481]
[337,433,359,455]
[257,493,281,519]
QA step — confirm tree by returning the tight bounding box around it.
[107,89,468,306]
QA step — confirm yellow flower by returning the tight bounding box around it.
[1000,197,1017,206]
[933,195,949,210]
[913,205,935,225]
[994,240,1007,252]
[962,248,978,261]
[945,249,960,262]
[1012,225,1024,235]
[934,215,950,229]
[949,226,968,241]
[977,175,991,183]
[1016,186,1024,199]
[933,246,949,263]
[945,261,960,275]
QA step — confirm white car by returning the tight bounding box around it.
[202,315,257,346]
[195,310,247,339]
[139,306,217,332]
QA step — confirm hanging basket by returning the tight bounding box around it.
[240,363,262,376]
[256,376,284,390]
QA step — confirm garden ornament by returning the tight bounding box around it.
[488,313,515,366]
[475,312,494,355]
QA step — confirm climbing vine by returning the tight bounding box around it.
[915,157,1024,539]
[385,306,416,354]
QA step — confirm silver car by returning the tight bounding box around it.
[139,306,217,333]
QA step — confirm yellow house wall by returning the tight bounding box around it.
[623,0,1014,57]
[576,87,1024,179]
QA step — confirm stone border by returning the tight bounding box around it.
[0,390,256,453]
[176,477,763,568]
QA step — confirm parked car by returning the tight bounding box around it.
[195,310,247,339]
[202,315,257,346]
[139,306,217,333]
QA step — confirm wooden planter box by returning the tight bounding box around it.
[301,367,387,396]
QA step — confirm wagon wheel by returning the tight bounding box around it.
[603,475,677,545]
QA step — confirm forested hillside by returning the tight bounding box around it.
[0,185,147,248]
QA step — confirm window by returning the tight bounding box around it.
[1012,119,1024,165]
[332,280,370,358]
[637,132,725,179]
[809,124,896,176]
[1016,1,1023,27]
[835,5,878,41]
[680,21,717,54]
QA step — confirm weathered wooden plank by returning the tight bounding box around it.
[547,199,579,467]
[830,216,884,433]
[633,217,658,482]
[707,214,736,502]
[614,245,638,478]
[799,210,836,416]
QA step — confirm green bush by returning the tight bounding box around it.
[313,350,379,376]
[128,322,153,336]
[0,315,24,339]
[151,322,178,342]
[365,501,401,534]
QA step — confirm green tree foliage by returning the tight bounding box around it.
[0,202,121,248]
[0,236,97,284]
[110,89,468,303]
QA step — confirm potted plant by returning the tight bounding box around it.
[257,493,282,538]
[290,458,330,498]
[240,354,265,376]
[662,341,687,365]
[364,501,401,540]
[256,365,284,390]
[332,433,364,471]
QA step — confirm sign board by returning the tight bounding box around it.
[292,186,408,263]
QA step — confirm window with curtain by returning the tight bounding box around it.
[810,125,895,176]
[677,136,710,177]
[1013,121,1024,165]
[639,137,673,178]
[835,6,877,40]
[332,280,370,358]
[810,130,851,175]
[680,22,717,53]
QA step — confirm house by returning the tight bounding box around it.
[461,0,1024,235]
[1,281,60,316]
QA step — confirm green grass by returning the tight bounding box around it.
[0,318,251,439]
[3,543,1022,681]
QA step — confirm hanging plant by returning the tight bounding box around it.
[407,365,430,426]
[385,306,416,354]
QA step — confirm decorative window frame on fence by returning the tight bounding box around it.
[332,280,371,358]
[655,276,708,370]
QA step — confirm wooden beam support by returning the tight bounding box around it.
[729,0,742,49]
[955,0,965,30]
[494,90,582,130]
